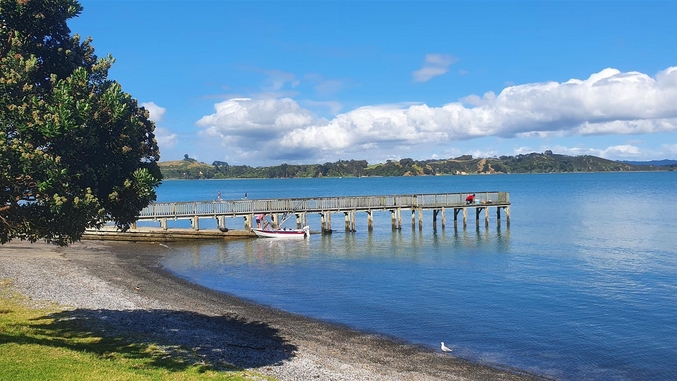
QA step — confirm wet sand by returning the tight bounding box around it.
[0,240,550,380]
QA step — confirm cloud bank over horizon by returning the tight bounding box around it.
[192,66,677,164]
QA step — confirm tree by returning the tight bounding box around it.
[0,0,162,245]
[399,158,415,167]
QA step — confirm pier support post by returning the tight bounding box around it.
[391,210,397,230]
[327,212,332,231]
[411,209,416,229]
[217,215,227,230]
[160,218,168,230]
[418,208,423,230]
[475,208,481,227]
[463,208,467,228]
[505,206,511,226]
[296,213,303,229]
[344,212,351,232]
[191,216,200,231]
[351,211,356,232]
[367,210,373,231]
[397,208,402,229]
[441,207,446,229]
[496,207,501,226]
[272,213,279,228]
[432,210,438,229]
[321,212,327,232]
[485,207,489,227]
[454,209,460,228]
[245,214,253,230]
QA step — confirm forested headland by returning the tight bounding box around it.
[160,151,676,180]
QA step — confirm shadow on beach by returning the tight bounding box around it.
[9,307,297,371]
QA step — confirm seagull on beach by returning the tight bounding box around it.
[441,342,452,353]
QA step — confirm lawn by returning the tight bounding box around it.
[0,279,272,381]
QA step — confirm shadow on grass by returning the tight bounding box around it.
[1,308,297,372]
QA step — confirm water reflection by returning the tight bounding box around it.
[438,225,512,253]
[165,224,512,272]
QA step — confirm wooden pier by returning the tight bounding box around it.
[132,192,510,234]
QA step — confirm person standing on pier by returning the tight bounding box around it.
[256,213,266,228]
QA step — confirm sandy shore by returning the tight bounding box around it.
[0,240,549,381]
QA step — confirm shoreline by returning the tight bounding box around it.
[1,240,548,380]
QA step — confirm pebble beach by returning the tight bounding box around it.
[0,240,547,381]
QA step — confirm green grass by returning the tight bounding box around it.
[0,279,273,381]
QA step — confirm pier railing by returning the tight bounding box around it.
[138,192,510,220]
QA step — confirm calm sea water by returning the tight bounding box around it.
[156,173,677,381]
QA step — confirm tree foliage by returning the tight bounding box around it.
[157,152,669,180]
[0,0,162,245]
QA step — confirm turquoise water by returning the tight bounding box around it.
[158,172,677,380]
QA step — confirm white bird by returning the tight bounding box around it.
[441,342,452,353]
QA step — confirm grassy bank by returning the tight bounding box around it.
[0,279,271,381]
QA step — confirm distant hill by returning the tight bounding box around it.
[420,151,640,175]
[158,158,216,179]
[618,159,677,166]
[158,152,673,180]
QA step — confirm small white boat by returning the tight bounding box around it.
[251,226,310,239]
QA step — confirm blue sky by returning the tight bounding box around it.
[70,1,677,165]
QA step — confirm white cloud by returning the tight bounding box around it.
[566,145,637,158]
[196,66,677,163]
[304,73,351,97]
[314,79,345,96]
[425,54,457,67]
[251,90,300,100]
[141,102,166,123]
[513,146,534,155]
[534,144,641,159]
[263,69,300,90]
[515,130,569,139]
[460,91,496,107]
[412,53,459,82]
[197,98,316,133]
[140,102,178,152]
[304,100,343,115]
[196,98,320,159]
[154,127,178,149]
[601,145,641,157]
[468,149,500,158]
[412,67,448,83]
[662,143,677,155]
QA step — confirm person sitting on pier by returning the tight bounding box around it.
[465,193,476,205]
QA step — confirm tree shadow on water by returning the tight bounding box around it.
[1,308,297,372]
